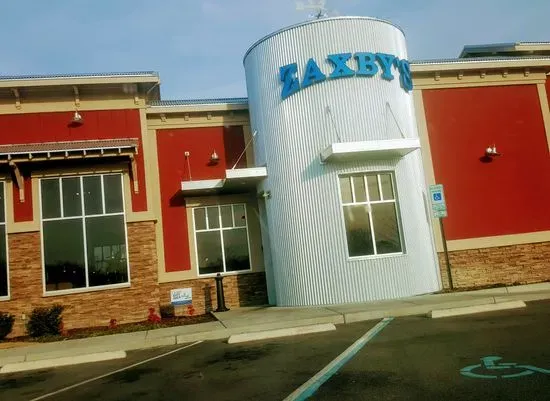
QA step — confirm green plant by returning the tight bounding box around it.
[26,304,65,338]
[0,312,14,340]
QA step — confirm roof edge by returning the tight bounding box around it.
[243,16,404,64]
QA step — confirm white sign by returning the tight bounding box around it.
[170,288,192,305]
[429,184,447,218]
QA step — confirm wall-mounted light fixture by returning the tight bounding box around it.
[485,144,501,157]
[71,111,84,126]
[210,150,219,164]
[480,144,502,163]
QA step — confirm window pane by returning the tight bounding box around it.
[0,182,5,223]
[196,231,223,274]
[380,174,394,200]
[339,176,353,203]
[194,208,207,230]
[44,219,86,291]
[367,175,381,201]
[233,204,246,227]
[86,215,128,287]
[83,176,102,215]
[62,177,82,217]
[223,228,250,271]
[343,205,374,257]
[221,205,233,228]
[41,179,61,219]
[207,207,220,229]
[352,176,367,202]
[104,174,124,213]
[372,203,402,254]
[0,225,6,297]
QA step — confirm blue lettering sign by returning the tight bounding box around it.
[279,63,301,100]
[354,52,378,77]
[279,51,413,100]
[302,58,326,88]
[327,53,355,79]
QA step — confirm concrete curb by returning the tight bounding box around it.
[0,351,127,374]
[1,286,549,369]
[428,300,527,319]
[227,324,337,344]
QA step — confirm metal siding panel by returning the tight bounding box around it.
[245,17,439,306]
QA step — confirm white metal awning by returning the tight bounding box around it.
[180,167,267,196]
[320,138,421,163]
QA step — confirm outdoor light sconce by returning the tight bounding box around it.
[209,150,220,165]
[70,110,84,127]
[485,145,501,158]
[480,144,502,163]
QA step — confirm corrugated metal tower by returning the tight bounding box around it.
[244,16,442,306]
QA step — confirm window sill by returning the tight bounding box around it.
[0,296,10,302]
[198,269,254,279]
[43,282,131,297]
[348,252,406,262]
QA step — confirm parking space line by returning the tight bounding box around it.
[28,340,203,401]
[283,317,394,401]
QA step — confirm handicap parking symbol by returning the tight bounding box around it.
[433,193,442,202]
[461,356,550,379]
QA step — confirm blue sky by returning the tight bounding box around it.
[1,0,549,99]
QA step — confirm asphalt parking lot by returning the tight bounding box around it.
[2,300,549,401]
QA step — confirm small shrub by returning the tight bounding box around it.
[0,312,15,340]
[26,304,65,338]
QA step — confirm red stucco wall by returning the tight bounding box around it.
[423,84,550,240]
[0,110,147,220]
[156,126,246,272]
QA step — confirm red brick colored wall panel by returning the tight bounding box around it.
[223,126,247,169]
[156,127,229,272]
[159,272,268,316]
[438,242,550,289]
[12,175,33,222]
[0,110,147,217]
[3,221,159,337]
[423,85,550,240]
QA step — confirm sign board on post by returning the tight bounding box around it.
[429,184,447,218]
[170,288,192,306]
[429,183,453,289]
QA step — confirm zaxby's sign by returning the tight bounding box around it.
[279,52,413,100]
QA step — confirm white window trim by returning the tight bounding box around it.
[39,173,131,295]
[0,182,9,301]
[338,171,405,260]
[193,203,252,277]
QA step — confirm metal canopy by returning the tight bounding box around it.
[1,138,140,203]
[180,167,267,196]
[320,138,421,163]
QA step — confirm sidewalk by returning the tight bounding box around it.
[1,282,549,369]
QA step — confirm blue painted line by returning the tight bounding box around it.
[284,317,394,401]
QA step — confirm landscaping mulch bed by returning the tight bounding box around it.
[3,313,217,344]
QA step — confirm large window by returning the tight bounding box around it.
[0,182,7,298]
[193,204,251,275]
[339,172,403,258]
[41,174,129,293]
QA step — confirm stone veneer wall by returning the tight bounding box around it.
[438,241,550,289]
[159,272,268,316]
[3,221,159,337]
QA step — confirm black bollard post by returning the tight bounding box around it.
[215,273,229,312]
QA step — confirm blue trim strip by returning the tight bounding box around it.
[289,317,394,401]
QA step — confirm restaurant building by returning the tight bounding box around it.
[0,17,549,336]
